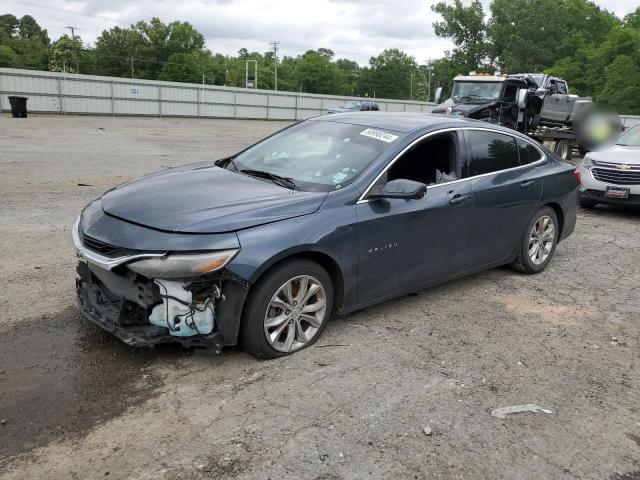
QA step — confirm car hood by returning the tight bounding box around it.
[101,164,328,234]
[587,144,640,165]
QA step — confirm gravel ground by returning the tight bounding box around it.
[0,115,639,480]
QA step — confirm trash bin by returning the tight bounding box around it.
[8,96,28,118]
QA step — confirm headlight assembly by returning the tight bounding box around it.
[127,249,239,279]
[581,156,594,168]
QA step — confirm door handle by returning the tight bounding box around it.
[449,193,469,205]
[520,180,535,189]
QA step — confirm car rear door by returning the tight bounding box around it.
[462,129,543,268]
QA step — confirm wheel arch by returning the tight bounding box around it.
[247,248,346,311]
[542,201,565,239]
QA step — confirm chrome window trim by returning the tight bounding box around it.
[72,215,166,271]
[356,126,545,204]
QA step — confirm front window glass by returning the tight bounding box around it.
[231,120,399,191]
[530,74,545,87]
[452,81,502,103]
[616,125,640,146]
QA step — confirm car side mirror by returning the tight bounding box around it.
[371,178,427,200]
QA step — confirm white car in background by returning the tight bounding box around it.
[578,124,640,208]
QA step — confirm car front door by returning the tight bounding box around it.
[462,129,543,268]
[355,130,474,304]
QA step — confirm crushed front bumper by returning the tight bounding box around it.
[76,261,248,351]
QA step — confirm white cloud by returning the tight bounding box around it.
[4,0,635,66]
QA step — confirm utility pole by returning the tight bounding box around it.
[66,26,80,72]
[426,58,433,103]
[131,56,135,78]
[410,73,414,99]
[269,40,280,91]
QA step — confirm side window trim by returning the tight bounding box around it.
[357,127,547,203]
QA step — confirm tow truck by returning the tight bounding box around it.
[432,72,594,160]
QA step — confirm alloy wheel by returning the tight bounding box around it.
[528,215,555,265]
[263,275,327,353]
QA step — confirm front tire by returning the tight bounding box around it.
[240,259,333,359]
[510,207,559,274]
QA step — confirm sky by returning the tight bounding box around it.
[4,0,635,65]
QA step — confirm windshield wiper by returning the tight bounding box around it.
[239,169,297,190]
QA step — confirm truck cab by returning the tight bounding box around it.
[431,74,529,130]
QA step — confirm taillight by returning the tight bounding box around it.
[574,169,581,183]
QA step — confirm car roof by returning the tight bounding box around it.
[313,111,497,134]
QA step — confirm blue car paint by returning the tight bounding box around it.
[76,113,579,348]
[101,164,328,234]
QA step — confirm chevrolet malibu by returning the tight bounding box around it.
[73,113,578,358]
[578,124,640,208]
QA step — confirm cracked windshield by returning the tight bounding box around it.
[231,121,398,191]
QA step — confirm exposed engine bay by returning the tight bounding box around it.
[76,260,248,351]
[148,279,220,337]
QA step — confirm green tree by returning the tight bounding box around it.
[18,15,47,41]
[166,21,205,55]
[0,14,49,69]
[336,58,360,95]
[133,18,170,77]
[0,44,17,66]
[600,55,640,114]
[432,0,489,70]
[158,50,219,83]
[50,34,83,72]
[489,0,618,73]
[294,49,343,94]
[358,49,419,99]
[624,7,640,30]
[94,26,148,77]
[0,14,18,40]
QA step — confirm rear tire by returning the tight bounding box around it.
[510,207,559,274]
[239,259,333,359]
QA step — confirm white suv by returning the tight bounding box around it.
[578,124,640,208]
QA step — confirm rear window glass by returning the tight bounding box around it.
[517,138,543,165]
[466,131,519,177]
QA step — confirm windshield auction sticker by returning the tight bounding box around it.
[359,128,399,143]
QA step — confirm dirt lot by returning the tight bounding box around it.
[1,115,639,480]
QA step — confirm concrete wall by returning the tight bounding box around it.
[0,68,435,120]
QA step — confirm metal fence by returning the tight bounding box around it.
[0,67,435,120]
[2,67,638,128]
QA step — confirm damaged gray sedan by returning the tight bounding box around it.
[74,113,578,358]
